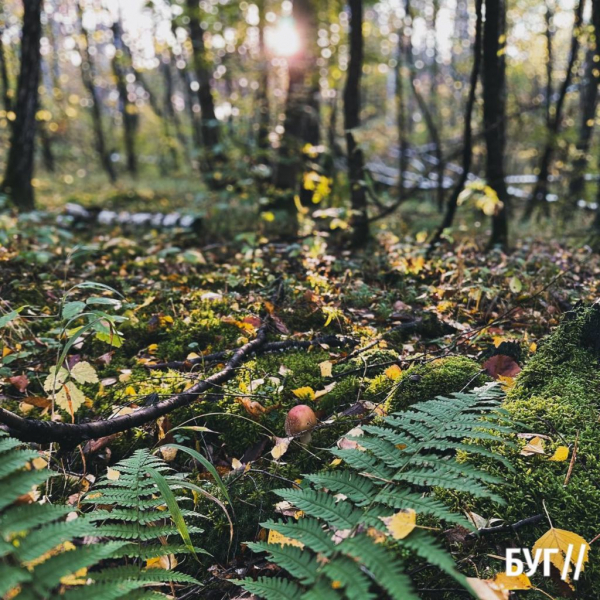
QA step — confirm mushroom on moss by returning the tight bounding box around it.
[285,404,318,444]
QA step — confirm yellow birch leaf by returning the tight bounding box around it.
[549,446,569,462]
[380,508,417,540]
[497,375,515,392]
[533,527,589,586]
[467,577,508,600]
[292,386,316,401]
[31,457,48,470]
[384,365,402,380]
[529,342,537,353]
[60,567,88,585]
[268,529,304,548]
[319,360,333,377]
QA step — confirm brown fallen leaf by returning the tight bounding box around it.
[8,374,29,393]
[483,354,521,380]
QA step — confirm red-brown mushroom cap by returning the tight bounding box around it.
[285,404,318,437]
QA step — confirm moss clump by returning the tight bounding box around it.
[460,306,600,598]
[385,356,488,413]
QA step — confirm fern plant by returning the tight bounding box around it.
[0,432,125,599]
[0,435,203,599]
[81,448,204,595]
[239,383,515,599]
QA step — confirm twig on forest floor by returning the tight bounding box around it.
[465,514,544,539]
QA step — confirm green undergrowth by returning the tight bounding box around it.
[454,305,600,598]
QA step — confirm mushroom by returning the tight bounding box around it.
[284,404,318,444]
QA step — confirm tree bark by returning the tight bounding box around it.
[274,0,319,190]
[524,0,585,220]
[1,0,43,211]
[111,20,138,176]
[256,0,270,154]
[0,24,12,114]
[428,0,483,252]
[185,0,222,165]
[76,1,117,183]
[570,0,600,205]
[483,0,509,248]
[345,0,368,247]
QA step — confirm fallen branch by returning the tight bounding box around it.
[0,324,270,447]
[145,334,358,371]
[0,328,357,447]
[465,514,544,539]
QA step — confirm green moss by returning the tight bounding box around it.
[458,306,600,597]
[385,356,488,413]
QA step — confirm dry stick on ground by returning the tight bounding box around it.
[465,514,544,540]
[145,334,358,371]
[0,326,358,447]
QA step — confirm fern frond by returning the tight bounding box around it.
[237,576,304,600]
[239,383,516,600]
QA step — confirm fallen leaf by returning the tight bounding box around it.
[384,365,402,380]
[8,374,29,393]
[292,386,316,401]
[319,360,333,377]
[314,381,337,399]
[268,529,304,548]
[271,437,292,460]
[493,573,532,591]
[483,354,521,380]
[106,468,121,481]
[533,527,589,586]
[549,446,569,462]
[509,276,523,294]
[380,509,417,540]
[520,436,546,456]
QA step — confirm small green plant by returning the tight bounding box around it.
[238,383,515,599]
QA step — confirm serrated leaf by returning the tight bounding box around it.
[70,361,98,385]
[55,382,86,416]
[43,366,69,393]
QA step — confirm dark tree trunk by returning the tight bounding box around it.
[256,0,270,154]
[0,26,12,114]
[483,0,509,248]
[345,0,368,247]
[160,57,190,166]
[185,0,221,164]
[570,0,600,204]
[429,0,483,252]
[524,0,585,220]
[1,0,43,211]
[112,20,138,176]
[77,2,117,183]
[396,8,409,204]
[274,0,319,190]
[545,1,553,127]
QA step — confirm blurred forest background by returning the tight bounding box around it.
[1,0,599,248]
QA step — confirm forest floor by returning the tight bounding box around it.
[2,193,600,598]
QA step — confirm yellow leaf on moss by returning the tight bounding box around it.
[292,386,316,402]
[498,375,515,392]
[533,527,589,586]
[549,446,569,462]
[520,436,545,456]
[319,361,333,378]
[70,361,98,385]
[271,437,292,460]
[384,365,402,380]
[380,509,417,540]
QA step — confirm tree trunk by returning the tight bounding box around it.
[345,0,368,247]
[111,20,138,176]
[77,1,117,183]
[483,0,509,248]
[428,0,483,252]
[570,0,600,205]
[185,0,221,165]
[1,0,43,211]
[0,25,12,114]
[274,0,319,190]
[256,0,270,154]
[396,8,409,204]
[545,1,554,127]
[524,0,585,220]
